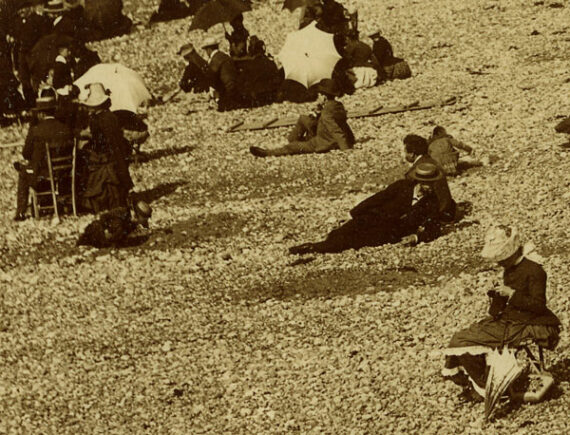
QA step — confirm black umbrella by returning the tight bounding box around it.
[189,0,252,31]
[28,33,75,84]
[283,0,307,12]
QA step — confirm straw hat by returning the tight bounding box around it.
[44,0,65,13]
[481,226,521,262]
[32,93,57,112]
[81,83,110,107]
[201,37,219,49]
[408,162,443,182]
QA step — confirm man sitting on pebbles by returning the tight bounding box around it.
[250,79,355,157]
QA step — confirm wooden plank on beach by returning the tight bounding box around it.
[227,96,457,133]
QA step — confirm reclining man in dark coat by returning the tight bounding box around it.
[250,79,355,157]
[289,162,449,254]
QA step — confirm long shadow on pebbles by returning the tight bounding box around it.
[240,266,431,303]
[138,211,248,251]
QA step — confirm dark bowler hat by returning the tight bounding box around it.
[317,79,341,97]
[408,162,443,182]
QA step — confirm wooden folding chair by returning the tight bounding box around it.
[509,341,554,403]
[30,139,77,220]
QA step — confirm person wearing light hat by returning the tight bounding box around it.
[77,200,153,248]
[250,78,355,157]
[442,225,561,402]
[289,162,445,254]
[12,88,74,221]
[200,36,240,111]
[81,82,134,213]
[44,0,66,16]
[178,42,210,94]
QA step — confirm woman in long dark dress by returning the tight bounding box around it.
[80,83,133,213]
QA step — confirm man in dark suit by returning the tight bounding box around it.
[52,40,73,91]
[289,162,447,254]
[178,42,210,94]
[201,37,241,111]
[13,90,74,221]
[250,79,355,157]
[13,3,54,107]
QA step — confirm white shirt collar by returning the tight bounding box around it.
[412,184,423,205]
[55,55,67,64]
[208,49,220,63]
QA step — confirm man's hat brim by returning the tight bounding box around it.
[408,163,443,182]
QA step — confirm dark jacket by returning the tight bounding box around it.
[15,12,53,55]
[179,51,210,93]
[501,258,561,326]
[344,39,378,69]
[53,58,73,90]
[303,99,355,152]
[77,206,137,248]
[208,50,238,97]
[312,178,441,253]
[22,117,74,185]
[371,37,394,65]
[406,155,456,221]
[350,179,441,243]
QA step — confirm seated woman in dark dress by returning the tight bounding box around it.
[442,226,561,401]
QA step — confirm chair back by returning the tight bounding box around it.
[30,138,77,219]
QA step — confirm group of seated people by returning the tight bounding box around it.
[178,15,283,112]
[176,2,412,112]
[0,0,130,119]
[12,82,147,222]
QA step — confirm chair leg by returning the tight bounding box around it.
[31,189,40,219]
[539,346,545,372]
[71,144,77,217]
[46,143,59,221]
